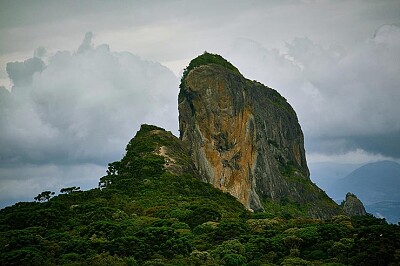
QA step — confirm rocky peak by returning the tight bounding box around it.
[342,192,367,216]
[100,124,198,188]
[178,52,341,218]
[132,124,199,177]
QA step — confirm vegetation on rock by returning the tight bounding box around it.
[180,51,241,89]
[341,192,367,216]
[1,125,399,265]
[1,53,399,265]
[178,53,341,218]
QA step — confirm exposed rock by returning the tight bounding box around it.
[342,192,367,216]
[145,126,199,178]
[112,124,199,179]
[178,53,341,218]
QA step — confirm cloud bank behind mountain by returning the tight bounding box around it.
[0,34,179,206]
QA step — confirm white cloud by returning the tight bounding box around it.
[307,149,396,164]
[1,33,179,164]
[0,33,179,206]
[373,24,400,44]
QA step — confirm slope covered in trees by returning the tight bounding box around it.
[1,125,399,265]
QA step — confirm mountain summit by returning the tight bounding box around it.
[178,52,340,218]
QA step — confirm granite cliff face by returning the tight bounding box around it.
[178,53,340,218]
[342,192,367,216]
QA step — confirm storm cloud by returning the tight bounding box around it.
[0,34,179,206]
[227,24,400,160]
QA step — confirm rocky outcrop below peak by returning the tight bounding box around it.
[178,52,341,218]
[342,192,367,216]
[101,124,199,186]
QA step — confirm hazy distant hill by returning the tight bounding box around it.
[309,162,361,193]
[366,201,400,224]
[331,160,400,204]
[329,160,400,223]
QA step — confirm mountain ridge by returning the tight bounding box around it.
[331,160,400,204]
[328,160,400,223]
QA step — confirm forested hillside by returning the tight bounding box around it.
[1,125,399,265]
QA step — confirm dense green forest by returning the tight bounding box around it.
[1,125,399,265]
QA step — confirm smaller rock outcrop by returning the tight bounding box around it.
[125,124,199,178]
[98,124,200,189]
[342,192,367,216]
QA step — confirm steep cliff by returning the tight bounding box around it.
[342,192,367,216]
[178,53,341,218]
[98,123,247,216]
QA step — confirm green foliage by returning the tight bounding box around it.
[281,257,312,266]
[1,124,399,265]
[182,205,221,228]
[222,254,247,266]
[34,191,55,202]
[213,220,250,242]
[247,79,294,115]
[262,200,307,218]
[60,186,81,194]
[180,52,241,89]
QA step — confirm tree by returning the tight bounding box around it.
[284,235,303,250]
[222,254,246,266]
[281,257,312,266]
[34,191,55,202]
[106,161,121,176]
[60,186,81,194]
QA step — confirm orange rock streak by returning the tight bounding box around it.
[191,81,257,208]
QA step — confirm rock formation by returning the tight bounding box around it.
[342,192,367,216]
[178,53,341,218]
[117,124,199,178]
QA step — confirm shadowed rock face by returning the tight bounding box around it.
[342,192,367,216]
[178,54,341,218]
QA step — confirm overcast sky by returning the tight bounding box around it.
[1,0,400,207]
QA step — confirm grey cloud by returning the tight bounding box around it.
[6,57,45,86]
[228,24,400,159]
[3,0,399,66]
[0,86,10,105]
[349,131,400,158]
[34,46,47,58]
[0,34,179,206]
[0,163,106,208]
[1,38,179,165]
[77,32,94,53]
